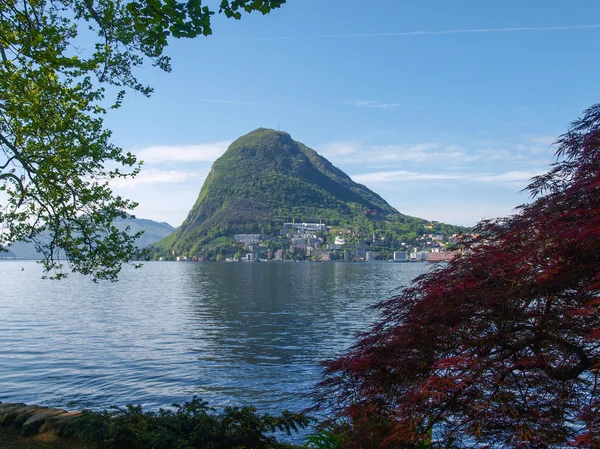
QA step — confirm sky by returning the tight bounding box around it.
[102,0,600,227]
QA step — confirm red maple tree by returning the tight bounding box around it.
[316,104,600,448]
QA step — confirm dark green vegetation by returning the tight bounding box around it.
[0,0,285,280]
[156,128,466,259]
[70,397,308,449]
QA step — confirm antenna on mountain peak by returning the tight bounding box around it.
[277,122,280,131]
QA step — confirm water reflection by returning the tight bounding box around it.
[0,261,427,413]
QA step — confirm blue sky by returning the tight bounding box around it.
[103,0,600,227]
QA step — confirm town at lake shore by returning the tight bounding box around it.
[160,221,473,263]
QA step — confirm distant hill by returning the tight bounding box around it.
[156,128,464,256]
[2,217,174,259]
[0,248,17,259]
[113,217,175,249]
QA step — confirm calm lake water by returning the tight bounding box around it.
[0,260,428,417]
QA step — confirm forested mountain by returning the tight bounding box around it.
[2,217,174,259]
[157,128,466,256]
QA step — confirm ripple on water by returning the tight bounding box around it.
[0,260,429,413]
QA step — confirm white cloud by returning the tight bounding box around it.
[111,169,203,188]
[244,24,600,42]
[348,100,401,109]
[473,138,557,161]
[528,136,556,146]
[472,170,544,183]
[371,144,470,163]
[135,141,231,163]
[352,170,462,184]
[310,24,600,40]
[352,169,543,185]
[473,147,521,161]
[316,141,472,164]
[315,141,360,157]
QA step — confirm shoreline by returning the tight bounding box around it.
[0,402,88,449]
[0,402,80,437]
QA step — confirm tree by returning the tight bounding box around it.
[316,104,600,448]
[0,0,285,280]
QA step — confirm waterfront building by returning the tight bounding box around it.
[393,251,407,262]
[354,249,366,260]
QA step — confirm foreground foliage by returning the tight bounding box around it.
[71,397,309,448]
[316,104,600,448]
[0,0,285,280]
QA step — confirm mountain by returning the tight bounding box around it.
[159,128,410,253]
[112,217,175,248]
[0,248,17,259]
[3,217,174,259]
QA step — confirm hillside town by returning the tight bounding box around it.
[166,221,474,263]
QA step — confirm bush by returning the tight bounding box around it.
[71,397,310,449]
[315,104,600,448]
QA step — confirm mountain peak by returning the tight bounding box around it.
[245,127,291,138]
[159,129,398,254]
[227,128,296,157]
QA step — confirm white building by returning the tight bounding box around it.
[283,222,326,233]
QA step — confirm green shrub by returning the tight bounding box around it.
[70,397,310,449]
[304,426,344,449]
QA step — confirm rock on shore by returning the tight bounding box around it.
[0,402,80,437]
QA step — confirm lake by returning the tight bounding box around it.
[0,260,428,417]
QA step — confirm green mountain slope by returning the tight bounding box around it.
[159,128,436,255]
[190,128,395,222]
